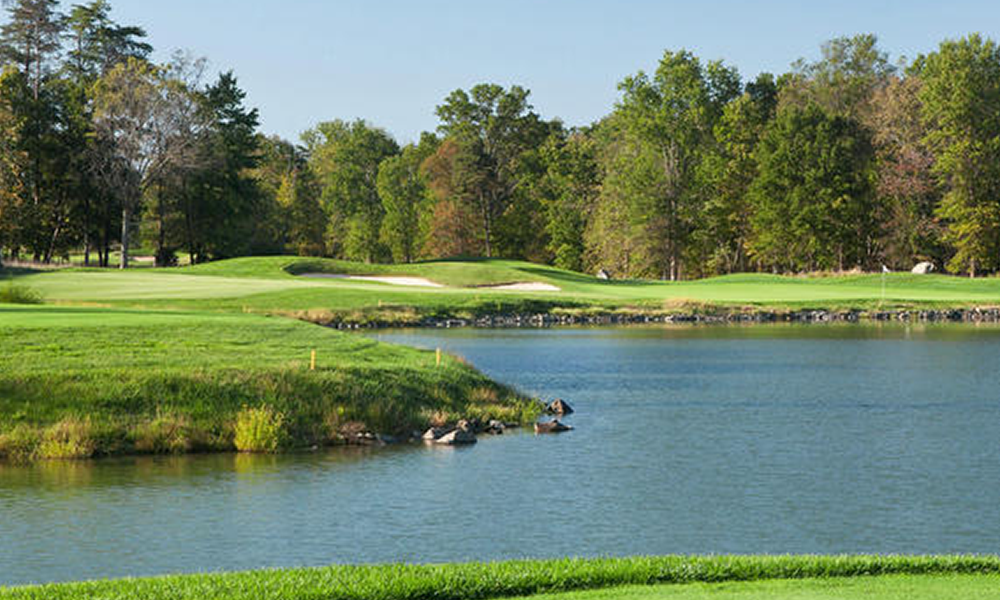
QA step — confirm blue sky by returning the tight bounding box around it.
[105,0,998,143]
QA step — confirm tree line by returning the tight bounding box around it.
[1,1,999,278]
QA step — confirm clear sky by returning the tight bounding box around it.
[103,0,998,144]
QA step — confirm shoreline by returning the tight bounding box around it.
[321,306,1000,329]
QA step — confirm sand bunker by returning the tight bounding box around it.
[300,273,444,288]
[483,282,561,292]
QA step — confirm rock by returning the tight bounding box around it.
[422,427,448,441]
[912,261,936,274]
[534,420,573,434]
[545,399,574,415]
[596,269,611,280]
[434,428,477,445]
[484,419,506,435]
[456,419,478,433]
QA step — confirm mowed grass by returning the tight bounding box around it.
[0,305,538,460]
[10,257,1000,323]
[521,574,1000,600]
[2,555,999,600]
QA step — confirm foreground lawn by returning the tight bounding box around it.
[0,305,536,460]
[522,574,1000,600]
[2,556,998,600]
[10,256,1000,323]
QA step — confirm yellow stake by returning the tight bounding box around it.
[310,349,316,371]
[436,348,442,367]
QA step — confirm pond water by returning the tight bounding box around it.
[3,324,1000,586]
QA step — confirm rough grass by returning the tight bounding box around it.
[2,555,999,600]
[0,305,540,461]
[10,257,1000,323]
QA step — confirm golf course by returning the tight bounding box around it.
[5,257,1000,599]
[5,255,1000,462]
[11,256,1000,320]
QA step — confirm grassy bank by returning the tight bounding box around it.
[10,256,1000,324]
[2,555,999,600]
[0,305,539,461]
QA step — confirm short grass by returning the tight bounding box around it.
[521,574,1000,600]
[2,555,998,600]
[9,257,1000,324]
[0,305,538,460]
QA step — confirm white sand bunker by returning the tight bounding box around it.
[483,282,561,292]
[300,273,443,288]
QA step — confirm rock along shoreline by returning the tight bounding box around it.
[325,307,1000,330]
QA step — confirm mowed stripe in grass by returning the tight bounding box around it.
[2,556,999,600]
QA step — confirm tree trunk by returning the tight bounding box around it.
[120,204,131,270]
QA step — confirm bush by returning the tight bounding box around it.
[233,405,286,453]
[0,282,42,304]
[36,418,96,459]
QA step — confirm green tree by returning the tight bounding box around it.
[919,34,1000,276]
[306,119,398,263]
[697,73,777,274]
[185,70,262,262]
[614,49,741,279]
[749,102,877,272]
[377,134,437,263]
[435,83,548,257]
[533,130,599,271]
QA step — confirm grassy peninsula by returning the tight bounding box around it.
[2,555,999,600]
[0,304,538,461]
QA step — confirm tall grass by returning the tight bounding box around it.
[2,555,999,600]
[0,281,42,304]
[234,405,286,452]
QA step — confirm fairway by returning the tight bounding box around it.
[10,257,1000,321]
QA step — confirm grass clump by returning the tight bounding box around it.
[234,405,286,453]
[0,426,40,463]
[35,418,95,460]
[132,412,203,454]
[2,555,1000,600]
[0,282,42,304]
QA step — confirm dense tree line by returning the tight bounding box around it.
[2,2,999,278]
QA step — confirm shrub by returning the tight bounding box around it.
[233,405,286,453]
[0,425,40,462]
[36,418,96,459]
[0,282,42,304]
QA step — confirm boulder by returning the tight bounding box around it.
[434,428,477,445]
[534,420,573,434]
[456,419,478,433]
[484,419,506,435]
[545,399,574,415]
[912,261,936,275]
[422,427,448,441]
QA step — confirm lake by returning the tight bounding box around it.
[3,324,1000,586]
